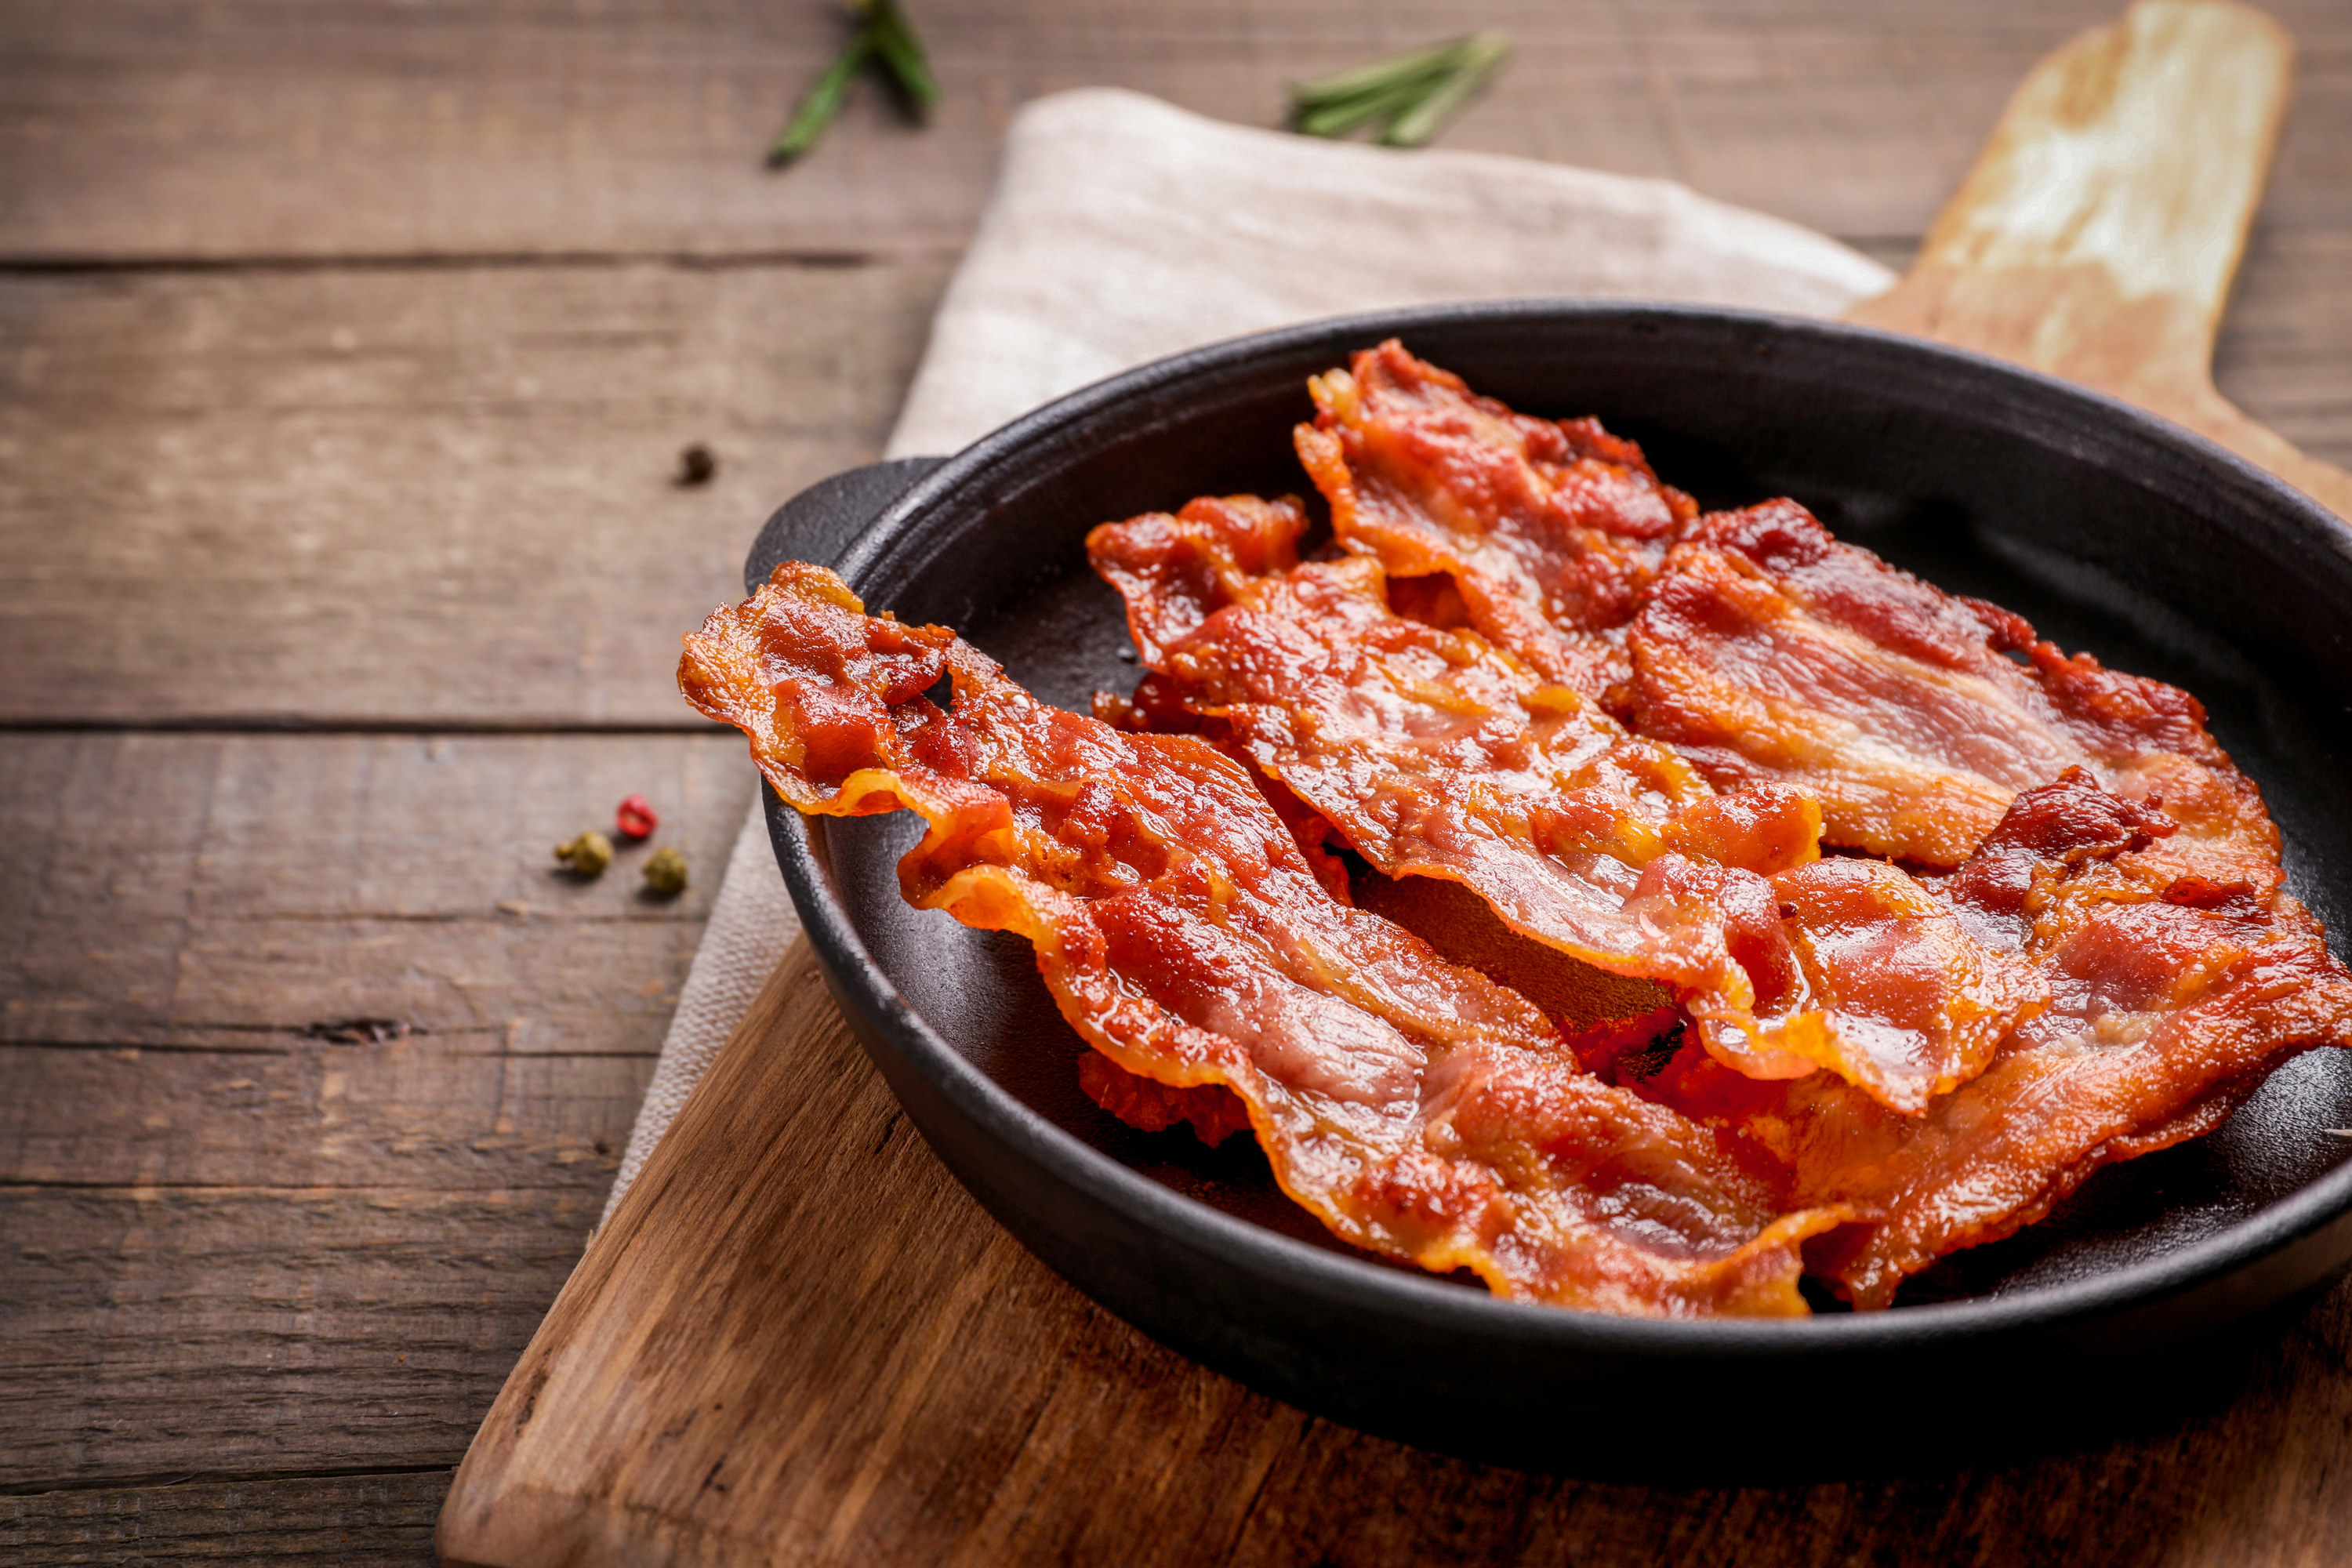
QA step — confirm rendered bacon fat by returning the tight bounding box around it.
[679,561,1851,1316]
[1294,339,1697,697]
[1091,494,2046,1112]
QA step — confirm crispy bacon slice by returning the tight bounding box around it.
[680,561,1851,1316]
[1294,339,1697,695]
[1091,494,1737,949]
[1078,1051,1254,1145]
[1284,341,2336,1299]
[1292,343,2264,877]
[1090,494,2046,1112]
[1643,770,2352,1308]
[1629,851,2047,1113]
[1625,499,2270,869]
[1805,769,2350,1305]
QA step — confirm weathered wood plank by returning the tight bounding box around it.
[436,942,2352,1568]
[0,738,786,1495]
[2211,225,2352,466]
[1845,2,2352,517]
[1,1,2346,262]
[0,732,772,1491]
[2,1470,448,1565]
[0,731,759,1048]
[0,1039,650,1193]
[0,1184,600,1487]
[1,232,2346,733]
[0,257,949,726]
[9,910,702,1056]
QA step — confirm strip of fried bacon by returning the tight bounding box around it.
[679,561,1852,1316]
[1090,492,1739,957]
[1624,499,2271,869]
[1076,1051,1254,1146]
[1090,494,2048,1112]
[1293,342,2267,878]
[1294,339,1697,697]
[1637,769,2352,1308]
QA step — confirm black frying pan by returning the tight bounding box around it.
[742,303,2352,1477]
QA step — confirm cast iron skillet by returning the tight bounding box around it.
[743,303,2352,1477]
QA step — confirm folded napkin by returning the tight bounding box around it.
[604,86,1896,1220]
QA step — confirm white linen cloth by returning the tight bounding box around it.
[603,86,1896,1220]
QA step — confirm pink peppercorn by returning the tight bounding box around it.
[615,794,659,840]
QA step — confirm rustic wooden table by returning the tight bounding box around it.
[2,2,2347,1561]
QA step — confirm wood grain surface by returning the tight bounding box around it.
[2,735,750,1496]
[437,942,2352,1568]
[5,0,2343,264]
[1848,0,2352,517]
[4,0,2351,1559]
[10,1472,450,1563]
[0,259,947,726]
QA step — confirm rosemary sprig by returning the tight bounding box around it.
[768,0,937,169]
[1288,33,1512,149]
[1378,34,1509,147]
[1289,38,1468,138]
[864,0,938,114]
[769,31,876,166]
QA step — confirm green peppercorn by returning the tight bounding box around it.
[556,830,614,877]
[643,844,688,897]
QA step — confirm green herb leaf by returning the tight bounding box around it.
[1290,38,1473,111]
[1378,33,1510,147]
[768,32,877,167]
[1286,32,1511,149]
[861,0,939,114]
[767,1,938,169]
[1291,71,1440,138]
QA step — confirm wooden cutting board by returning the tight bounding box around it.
[435,5,2350,1564]
[1847,0,2350,521]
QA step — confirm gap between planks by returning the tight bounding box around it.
[0,239,1910,279]
[1,1461,456,1501]
[0,248,956,275]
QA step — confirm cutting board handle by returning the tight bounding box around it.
[1848,0,2352,521]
